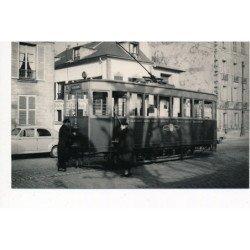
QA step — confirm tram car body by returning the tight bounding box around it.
[64,79,217,160]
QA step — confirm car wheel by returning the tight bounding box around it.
[50,145,58,158]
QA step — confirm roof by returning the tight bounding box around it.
[55,42,153,69]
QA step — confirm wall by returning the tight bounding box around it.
[146,42,215,92]
[110,58,152,81]
[11,42,55,129]
[142,41,249,133]
[55,61,103,82]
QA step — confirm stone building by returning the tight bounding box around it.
[11,42,55,129]
[141,42,249,135]
[54,42,184,130]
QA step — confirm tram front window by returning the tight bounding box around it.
[77,92,88,116]
[93,92,108,116]
[65,93,76,116]
[65,92,89,116]
[112,92,127,117]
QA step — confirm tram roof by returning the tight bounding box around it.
[55,42,152,69]
[66,79,217,99]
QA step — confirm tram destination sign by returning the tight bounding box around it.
[70,84,81,90]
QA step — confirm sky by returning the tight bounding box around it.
[54,42,88,55]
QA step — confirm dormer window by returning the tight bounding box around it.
[129,42,139,58]
[73,48,80,60]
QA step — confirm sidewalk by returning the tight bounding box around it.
[224,130,249,140]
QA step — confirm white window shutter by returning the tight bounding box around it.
[28,96,36,109]
[37,45,45,80]
[19,96,27,125]
[28,96,36,125]
[11,42,19,78]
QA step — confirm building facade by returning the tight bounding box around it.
[11,42,55,129]
[54,42,184,130]
[141,42,249,135]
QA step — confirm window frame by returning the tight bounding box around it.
[91,91,110,117]
[19,43,37,80]
[129,92,144,117]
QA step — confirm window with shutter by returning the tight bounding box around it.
[19,43,36,80]
[37,45,45,80]
[18,95,36,125]
[11,42,19,78]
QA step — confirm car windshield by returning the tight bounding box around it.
[11,128,21,136]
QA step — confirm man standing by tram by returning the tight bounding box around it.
[117,121,135,177]
[57,118,73,172]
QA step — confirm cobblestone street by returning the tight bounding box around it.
[11,137,249,189]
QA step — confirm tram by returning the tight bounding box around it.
[63,78,217,162]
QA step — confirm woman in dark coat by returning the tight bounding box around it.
[58,119,72,171]
[117,122,135,177]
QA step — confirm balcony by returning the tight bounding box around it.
[233,76,239,83]
[19,69,36,80]
[235,102,242,109]
[57,93,64,100]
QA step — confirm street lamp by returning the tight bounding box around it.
[240,61,245,137]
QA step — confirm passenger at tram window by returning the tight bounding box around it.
[159,97,170,117]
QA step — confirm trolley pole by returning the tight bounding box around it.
[240,61,245,137]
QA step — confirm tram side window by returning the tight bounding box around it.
[112,92,127,117]
[145,94,157,117]
[93,92,108,116]
[194,100,203,118]
[130,93,143,116]
[204,101,213,119]
[77,92,88,116]
[65,94,76,116]
[173,97,181,117]
[183,98,191,117]
[159,96,170,117]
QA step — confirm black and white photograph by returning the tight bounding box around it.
[1,1,250,250]
[10,41,249,189]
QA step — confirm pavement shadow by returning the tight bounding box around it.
[12,153,51,160]
[132,157,249,189]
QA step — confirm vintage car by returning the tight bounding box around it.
[11,126,58,157]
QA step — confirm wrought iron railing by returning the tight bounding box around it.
[221,73,228,81]
[19,69,36,80]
